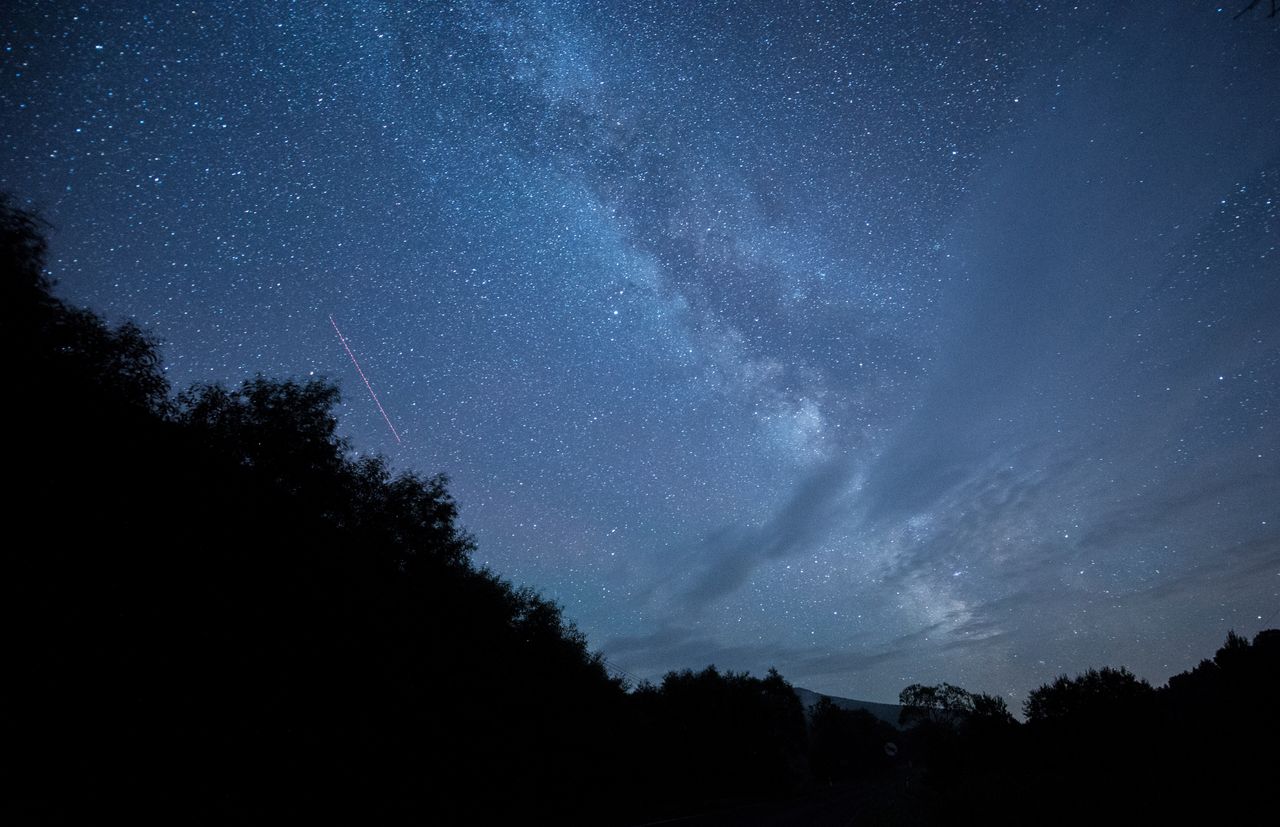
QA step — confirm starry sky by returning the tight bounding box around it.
[4,1,1278,706]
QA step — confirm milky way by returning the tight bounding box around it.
[4,1,1278,705]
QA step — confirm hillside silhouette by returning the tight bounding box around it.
[5,195,1278,823]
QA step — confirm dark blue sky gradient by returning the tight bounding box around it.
[4,1,1278,704]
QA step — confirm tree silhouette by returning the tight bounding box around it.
[630,665,809,814]
[899,681,979,728]
[968,691,1016,727]
[2,195,169,418]
[9,192,1280,822]
[1023,666,1154,724]
[3,193,632,822]
[808,697,897,785]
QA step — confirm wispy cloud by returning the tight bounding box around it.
[677,456,860,612]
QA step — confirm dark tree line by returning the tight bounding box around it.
[0,196,877,823]
[630,667,809,809]
[2,195,631,822]
[892,630,1280,822]
[5,194,1278,823]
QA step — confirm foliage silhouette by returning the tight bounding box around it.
[628,665,809,814]
[899,682,977,728]
[808,697,897,785]
[1023,665,1154,724]
[968,690,1016,727]
[3,194,630,823]
[7,194,1280,823]
[904,632,1280,823]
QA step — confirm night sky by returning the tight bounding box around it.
[4,1,1278,706]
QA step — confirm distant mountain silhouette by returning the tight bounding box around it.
[794,687,902,727]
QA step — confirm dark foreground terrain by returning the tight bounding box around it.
[5,196,1278,823]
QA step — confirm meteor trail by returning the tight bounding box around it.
[329,314,402,445]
